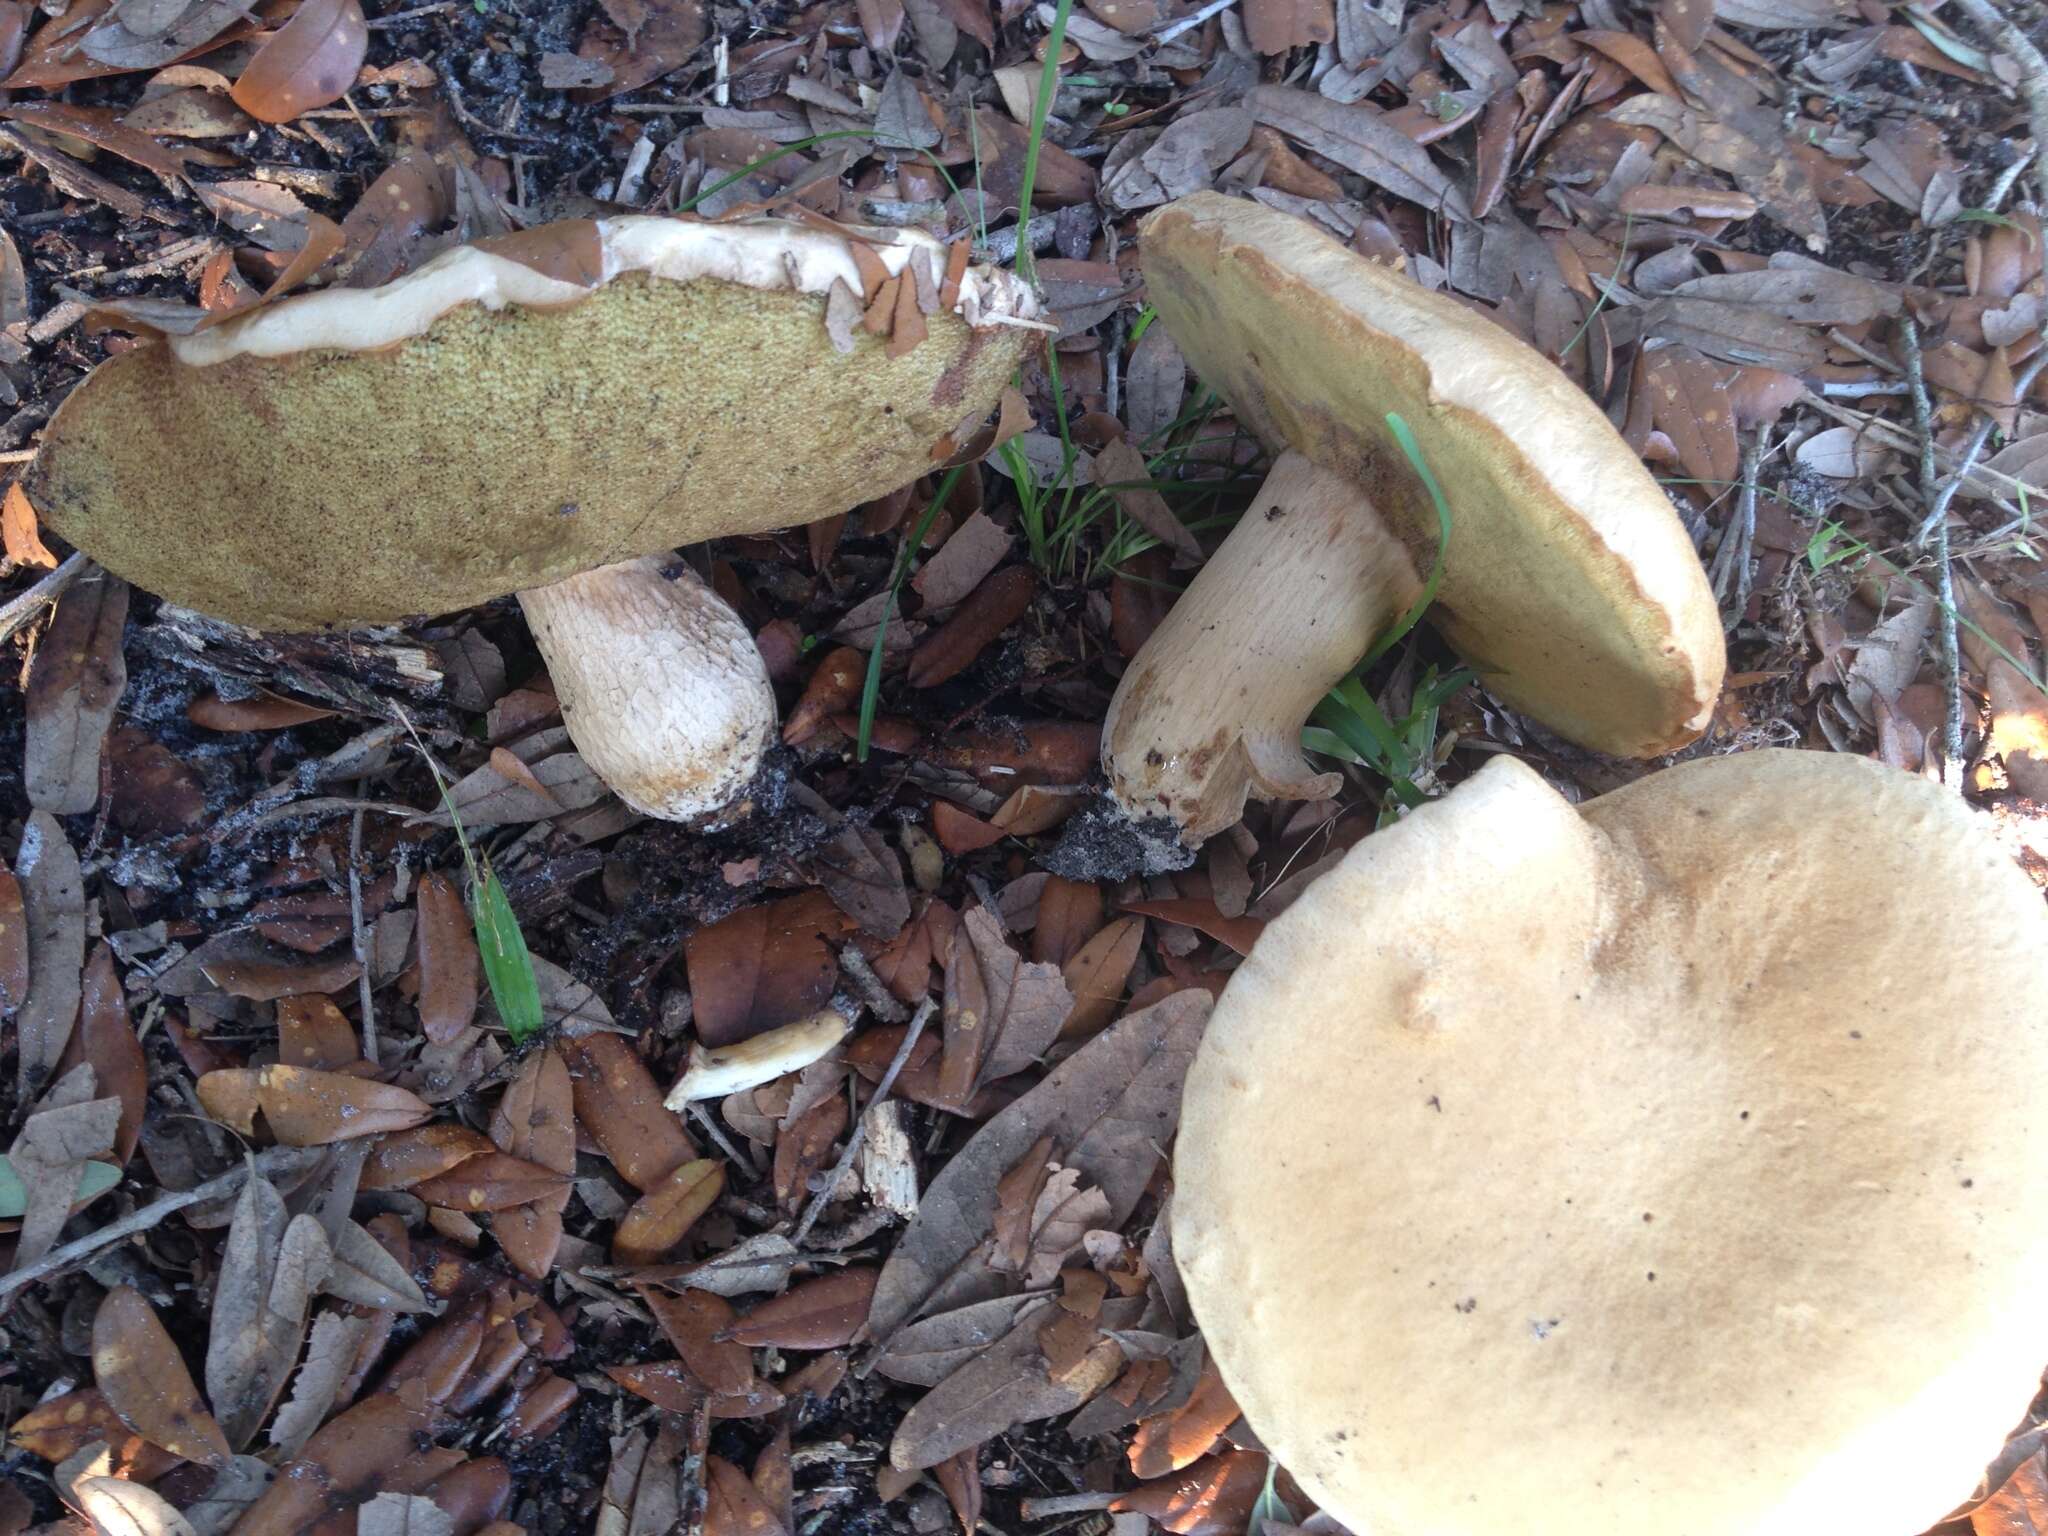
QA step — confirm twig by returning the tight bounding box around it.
[791,998,935,1247]
[1153,0,1235,43]
[689,1101,762,1178]
[0,1146,322,1303]
[0,551,90,646]
[349,785,379,1066]
[1950,0,2048,212]
[837,944,911,1023]
[1915,350,2048,545]
[1897,317,1967,773]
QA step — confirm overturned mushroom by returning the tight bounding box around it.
[27,215,1043,820]
[1106,192,1724,847]
[1176,749,2048,1536]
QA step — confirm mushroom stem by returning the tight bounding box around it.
[1101,448,1423,845]
[516,557,777,824]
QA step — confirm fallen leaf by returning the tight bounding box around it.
[939,905,1074,1106]
[229,1390,442,1536]
[773,1092,847,1210]
[0,857,25,1017]
[1975,1449,2048,1534]
[914,511,1012,609]
[276,994,362,1072]
[74,1477,201,1536]
[685,890,855,1048]
[1060,917,1143,1039]
[614,1158,726,1264]
[908,566,1037,687]
[16,810,85,1100]
[59,944,146,1166]
[186,689,337,731]
[573,0,705,97]
[269,1312,370,1457]
[559,1031,697,1192]
[1121,899,1263,956]
[208,1170,333,1448]
[705,1456,788,1536]
[870,989,1212,1340]
[1130,1357,1241,1476]
[24,568,128,815]
[644,1287,755,1395]
[1111,1450,1269,1535]
[415,872,480,1045]
[256,1065,433,1145]
[1608,93,1825,251]
[1250,85,1471,219]
[364,1124,500,1190]
[93,1286,232,1467]
[889,1296,1128,1469]
[724,1268,880,1349]
[2,481,56,569]
[811,823,912,938]
[229,0,366,122]
[411,1151,572,1213]
[7,1389,178,1482]
[8,1089,121,1268]
[489,1045,573,1281]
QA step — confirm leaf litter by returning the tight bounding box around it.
[2,0,2047,1525]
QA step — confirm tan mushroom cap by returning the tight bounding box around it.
[1175,749,2048,1536]
[1140,192,1723,757]
[26,214,1041,630]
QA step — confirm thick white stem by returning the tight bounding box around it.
[1101,449,1424,846]
[517,557,776,823]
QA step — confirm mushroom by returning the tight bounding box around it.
[26,214,1043,821]
[1175,748,2048,1536]
[1105,192,1725,847]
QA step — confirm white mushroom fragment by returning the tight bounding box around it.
[664,1008,852,1108]
[1175,749,2048,1536]
[1108,192,1726,847]
[28,214,1043,821]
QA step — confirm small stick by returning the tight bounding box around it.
[792,998,935,1247]
[1949,0,2048,212]
[1897,317,1966,773]
[0,1146,321,1303]
[349,784,379,1066]
[0,550,89,646]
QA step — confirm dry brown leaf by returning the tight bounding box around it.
[914,510,1012,609]
[705,1455,789,1536]
[1638,347,1738,491]
[276,994,363,1072]
[230,1390,443,1536]
[810,823,912,939]
[415,872,480,1045]
[363,1124,499,1190]
[411,1151,572,1213]
[1096,439,1202,566]
[724,1268,880,1349]
[489,1046,573,1280]
[8,1088,121,1270]
[644,1286,756,1394]
[256,1065,433,1145]
[870,989,1213,1340]
[229,0,366,123]
[93,1285,232,1467]
[939,905,1074,1106]
[1607,93,1825,251]
[685,889,855,1048]
[615,1157,726,1264]
[1129,1357,1241,1476]
[1975,1449,2048,1534]
[0,858,24,1019]
[573,0,705,97]
[208,1170,333,1448]
[16,810,84,1100]
[8,1389,178,1482]
[1250,85,1470,219]
[559,1030,696,1192]
[1121,898,1263,956]
[908,566,1037,688]
[773,1092,847,1210]
[186,689,337,731]
[1111,1450,1269,1535]
[2,481,56,569]
[59,944,146,1166]
[24,569,128,815]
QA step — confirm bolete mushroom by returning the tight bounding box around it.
[1175,748,2048,1536]
[26,214,1043,820]
[1106,192,1725,846]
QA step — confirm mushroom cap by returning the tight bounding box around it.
[26,215,1041,629]
[1140,192,1723,758]
[1175,749,2048,1536]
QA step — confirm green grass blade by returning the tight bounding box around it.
[1010,0,1075,284]
[1362,412,1454,667]
[857,464,970,761]
[474,865,543,1043]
